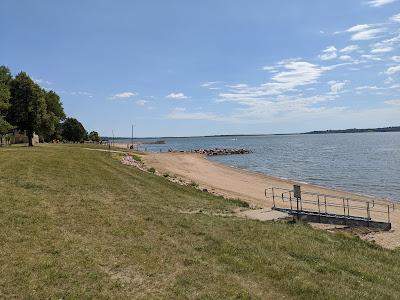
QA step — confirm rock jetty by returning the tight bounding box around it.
[169,148,252,156]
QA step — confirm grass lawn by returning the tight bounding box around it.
[1,144,400,299]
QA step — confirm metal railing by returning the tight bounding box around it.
[265,187,395,224]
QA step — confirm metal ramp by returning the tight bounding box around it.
[265,186,394,231]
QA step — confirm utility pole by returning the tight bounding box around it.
[131,124,134,149]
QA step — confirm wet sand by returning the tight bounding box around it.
[143,152,400,249]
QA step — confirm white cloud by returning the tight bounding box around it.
[356,85,383,90]
[135,99,148,106]
[367,0,398,7]
[374,34,400,49]
[347,24,371,32]
[392,56,400,62]
[226,83,248,89]
[70,91,93,98]
[168,107,217,120]
[385,99,400,105]
[219,60,332,105]
[319,46,337,60]
[166,92,189,100]
[33,78,52,85]
[272,61,323,85]
[371,46,393,53]
[361,54,382,61]
[339,55,353,61]
[344,24,387,41]
[201,81,222,88]
[111,92,137,99]
[340,45,359,54]
[391,13,400,22]
[328,80,348,93]
[386,65,400,75]
[351,28,384,40]
[262,66,278,72]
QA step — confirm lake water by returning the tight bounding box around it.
[119,132,400,201]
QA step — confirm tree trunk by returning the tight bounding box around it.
[27,131,33,147]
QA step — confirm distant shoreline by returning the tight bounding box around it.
[303,126,400,135]
[103,126,400,140]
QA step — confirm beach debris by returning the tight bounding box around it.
[169,148,252,156]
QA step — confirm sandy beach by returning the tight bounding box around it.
[143,152,400,249]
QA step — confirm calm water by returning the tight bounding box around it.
[120,133,400,201]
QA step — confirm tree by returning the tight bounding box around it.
[39,90,66,142]
[61,118,87,142]
[88,131,100,142]
[0,66,14,142]
[8,72,47,146]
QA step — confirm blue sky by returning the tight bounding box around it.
[1,0,399,137]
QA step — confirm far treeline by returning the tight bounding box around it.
[304,126,400,135]
[0,66,100,146]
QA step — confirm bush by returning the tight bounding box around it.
[132,154,142,162]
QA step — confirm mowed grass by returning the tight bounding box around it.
[1,145,400,299]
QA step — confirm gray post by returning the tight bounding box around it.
[294,185,301,220]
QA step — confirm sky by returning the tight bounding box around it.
[1,0,400,137]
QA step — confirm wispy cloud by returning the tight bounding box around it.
[262,65,279,72]
[110,91,137,99]
[340,45,359,54]
[371,46,393,53]
[351,28,384,40]
[392,56,400,62]
[319,46,337,60]
[328,80,348,94]
[367,0,399,7]
[219,61,326,104]
[201,81,223,88]
[339,55,353,61]
[32,77,52,85]
[344,23,386,41]
[347,24,371,32]
[166,92,189,100]
[135,99,148,106]
[391,13,400,23]
[168,107,217,120]
[385,99,400,105]
[386,65,400,75]
[64,91,94,98]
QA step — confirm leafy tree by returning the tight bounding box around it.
[61,118,87,142]
[88,131,100,142]
[8,72,47,146]
[39,90,66,141]
[0,66,14,142]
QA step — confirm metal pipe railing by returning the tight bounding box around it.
[265,187,396,223]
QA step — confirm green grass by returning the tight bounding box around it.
[1,144,400,299]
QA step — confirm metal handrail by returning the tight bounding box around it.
[265,187,395,223]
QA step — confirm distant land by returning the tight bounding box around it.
[103,126,400,140]
[303,126,400,135]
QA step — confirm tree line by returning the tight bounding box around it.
[0,66,99,146]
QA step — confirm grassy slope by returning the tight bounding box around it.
[1,145,400,299]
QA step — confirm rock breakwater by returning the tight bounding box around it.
[169,148,252,156]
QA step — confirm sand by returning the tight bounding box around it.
[143,152,400,249]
